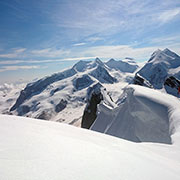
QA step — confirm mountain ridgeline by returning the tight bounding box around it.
[9,57,138,125]
[7,48,180,129]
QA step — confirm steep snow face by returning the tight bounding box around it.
[0,114,180,180]
[137,48,180,89]
[91,85,180,145]
[90,65,117,83]
[7,58,136,125]
[106,58,138,73]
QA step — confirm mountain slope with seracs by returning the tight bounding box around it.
[91,85,180,145]
[0,114,180,180]
[7,58,138,125]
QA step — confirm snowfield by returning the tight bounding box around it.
[0,114,180,180]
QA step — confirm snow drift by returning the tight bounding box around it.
[91,85,180,145]
[0,114,180,180]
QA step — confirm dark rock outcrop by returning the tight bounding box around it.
[81,83,103,129]
[55,99,67,113]
[164,76,180,88]
[73,75,94,90]
[164,76,180,97]
[36,110,53,120]
[133,73,152,88]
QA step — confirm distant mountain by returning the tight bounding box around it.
[106,58,138,73]
[8,58,138,125]
[134,48,180,91]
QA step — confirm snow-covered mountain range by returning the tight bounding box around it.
[1,48,180,128]
[2,57,138,126]
[1,48,180,179]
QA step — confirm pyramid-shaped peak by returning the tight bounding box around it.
[108,58,116,62]
[163,48,171,53]
[162,48,179,58]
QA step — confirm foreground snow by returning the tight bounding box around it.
[0,114,180,180]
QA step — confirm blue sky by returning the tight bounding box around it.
[0,0,180,83]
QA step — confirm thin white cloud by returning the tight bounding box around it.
[0,60,24,65]
[73,43,86,46]
[46,0,180,39]
[0,56,96,65]
[0,65,39,72]
[80,44,180,61]
[82,45,158,60]
[0,53,19,58]
[31,48,70,58]
[86,36,103,42]
[14,48,26,53]
[158,8,180,23]
[0,48,26,58]
[150,35,180,45]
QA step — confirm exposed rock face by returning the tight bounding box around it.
[81,83,115,129]
[81,93,103,129]
[81,84,103,129]
[164,76,180,97]
[55,99,67,113]
[164,76,180,88]
[73,75,94,90]
[133,73,152,88]
[36,110,53,120]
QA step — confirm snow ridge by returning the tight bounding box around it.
[91,85,180,144]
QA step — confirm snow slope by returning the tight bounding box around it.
[0,114,180,180]
[0,83,26,114]
[91,85,180,145]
